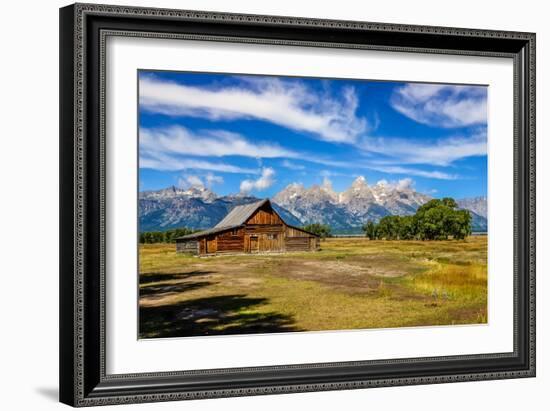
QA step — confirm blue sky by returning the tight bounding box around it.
[138,70,487,199]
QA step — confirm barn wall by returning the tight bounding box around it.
[176,240,199,255]
[205,235,217,254]
[245,224,284,234]
[243,205,320,253]
[246,206,283,225]
[244,232,284,252]
[244,206,285,253]
[312,237,321,250]
[284,236,310,251]
[286,226,315,238]
[216,228,245,253]
[284,226,320,251]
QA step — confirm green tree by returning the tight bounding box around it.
[377,215,401,240]
[398,215,416,240]
[414,198,470,240]
[362,220,378,240]
[302,223,332,239]
[446,209,472,240]
[139,227,198,243]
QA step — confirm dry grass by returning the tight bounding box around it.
[138,236,487,338]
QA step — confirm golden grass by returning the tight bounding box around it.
[138,236,487,338]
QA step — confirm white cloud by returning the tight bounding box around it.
[177,173,224,189]
[319,169,348,178]
[185,175,203,187]
[140,76,367,143]
[139,125,366,172]
[281,159,305,170]
[391,83,487,128]
[205,173,224,186]
[139,151,256,174]
[140,126,297,159]
[375,178,413,188]
[361,131,487,167]
[240,167,275,193]
[396,177,414,190]
[368,165,458,180]
[321,176,334,191]
[139,126,466,180]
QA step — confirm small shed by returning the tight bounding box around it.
[176,199,320,256]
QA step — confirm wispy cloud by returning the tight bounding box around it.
[183,175,203,187]
[140,126,298,159]
[375,178,416,189]
[367,164,458,180]
[140,125,361,171]
[361,131,486,167]
[139,150,257,174]
[139,125,469,180]
[280,159,305,170]
[178,172,224,189]
[240,167,276,193]
[205,173,224,186]
[140,75,368,143]
[320,169,348,178]
[391,83,487,128]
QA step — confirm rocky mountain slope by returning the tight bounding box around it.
[139,186,301,232]
[457,196,487,218]
[272,176,431,231]
[139,178,487,233]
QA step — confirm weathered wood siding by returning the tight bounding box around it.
[246,205,283,225]
[216,228,245,253]
[284,226,320,251]
[242,205,285,253]
[245,224,284,234]
[246,235,259,253]
[244,233,284,253]
[284,237,309,251]
[286,226,313,238]
[311,237,320,250]
[205,235,217,254]
[176,239,199,255]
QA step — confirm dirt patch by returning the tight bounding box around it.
[271,259,381,294]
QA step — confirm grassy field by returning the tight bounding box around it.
[139,236,487,339]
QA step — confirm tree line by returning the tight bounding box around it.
[139,227,197,244]
[362,198,472,240]
[302,223,332,239]
[139,198,471,243]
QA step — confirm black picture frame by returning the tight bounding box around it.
[59,3,536,407]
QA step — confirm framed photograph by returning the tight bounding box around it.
[59,3,536,407]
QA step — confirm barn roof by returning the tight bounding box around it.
[214,199,269,228]
[175,224,241,240]
[175,199,269,240]
[175,199,320,241]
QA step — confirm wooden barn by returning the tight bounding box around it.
[175,199,320,256]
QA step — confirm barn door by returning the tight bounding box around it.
[206,235,217,254]
[249,236,259,253]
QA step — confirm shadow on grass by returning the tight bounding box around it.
[140,270,215,284]
[139,294,300,339]
[140,281,213,297]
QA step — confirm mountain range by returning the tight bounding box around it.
[139,177,488,234]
